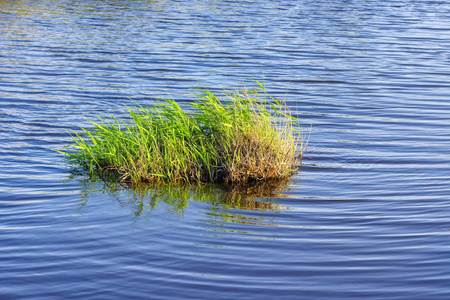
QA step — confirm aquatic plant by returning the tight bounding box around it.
[60,81,307,186]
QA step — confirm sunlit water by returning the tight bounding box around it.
[1,0,450,299]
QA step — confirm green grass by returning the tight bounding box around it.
[60,81,307,186]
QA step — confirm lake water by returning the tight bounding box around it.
[1,0,450,299]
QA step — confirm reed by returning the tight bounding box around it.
[61,81,306,185]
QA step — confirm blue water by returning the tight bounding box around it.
[1,0,450,299]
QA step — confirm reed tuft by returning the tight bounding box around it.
[60,82,307,186]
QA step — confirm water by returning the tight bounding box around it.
[1,0,450,298]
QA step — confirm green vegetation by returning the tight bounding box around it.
[61,82,307,186]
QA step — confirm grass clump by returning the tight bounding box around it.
[61,82,306,186]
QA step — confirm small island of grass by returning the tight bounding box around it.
[61,82,307,186]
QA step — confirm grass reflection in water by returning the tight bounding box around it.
[69,170,290,219]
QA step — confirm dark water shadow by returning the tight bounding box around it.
[67,170,291,218]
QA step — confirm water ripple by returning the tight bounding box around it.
[1,0,450,299]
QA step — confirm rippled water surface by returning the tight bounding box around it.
[1,0,450,299]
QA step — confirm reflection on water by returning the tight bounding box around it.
[2,0,450,298]
[70,170,290,218]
